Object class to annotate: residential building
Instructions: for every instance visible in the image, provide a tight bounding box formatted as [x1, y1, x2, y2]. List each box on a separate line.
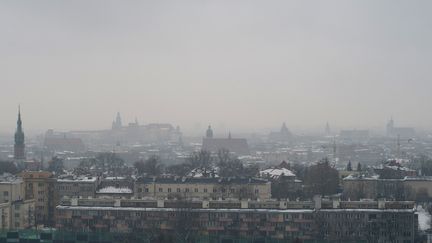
[343, 175, 432, 201]
[0, 174, 24, 203]
[56, 175, 100, 199]
[134, 177, 271, 200]
[0, 174, 35, 230]
[20, 171, 56, 226]
[55, 197, 418, 242]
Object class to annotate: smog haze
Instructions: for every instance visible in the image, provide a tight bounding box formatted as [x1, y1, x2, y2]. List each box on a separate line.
[1, 0, 431, 134]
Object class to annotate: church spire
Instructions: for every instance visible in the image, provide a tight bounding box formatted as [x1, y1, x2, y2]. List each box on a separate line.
[14, 105, 25, 160]
[206, 125, 213, 138]
[17, 105, 22, 131]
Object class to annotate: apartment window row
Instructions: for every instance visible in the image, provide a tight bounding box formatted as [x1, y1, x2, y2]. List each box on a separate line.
[139, 187, 257, 194]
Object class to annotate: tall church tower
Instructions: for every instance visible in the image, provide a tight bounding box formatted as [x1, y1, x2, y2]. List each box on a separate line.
[14, 106, 25, 160]
[112, 112, 123, 130]
[206, 125, 213, 138]
[386, 117, 394, 137]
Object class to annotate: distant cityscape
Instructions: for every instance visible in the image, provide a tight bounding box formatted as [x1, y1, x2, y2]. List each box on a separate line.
[0, 107, 431, 242]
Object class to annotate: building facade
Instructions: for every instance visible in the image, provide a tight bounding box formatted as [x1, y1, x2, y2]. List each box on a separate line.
[0, 175, 35, 230]
[55, 197, 418, 242]
[20, 171, 56, 226]
[134, 177, 271, 200]
[56, 176, 100, 199]
[343, 175, 432, 201]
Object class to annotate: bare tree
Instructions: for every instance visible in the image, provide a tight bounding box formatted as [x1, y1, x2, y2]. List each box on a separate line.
[134, 155, 163, 176]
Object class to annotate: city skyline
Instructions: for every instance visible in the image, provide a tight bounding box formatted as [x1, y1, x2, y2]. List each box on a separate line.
[1, 1, 432, 132]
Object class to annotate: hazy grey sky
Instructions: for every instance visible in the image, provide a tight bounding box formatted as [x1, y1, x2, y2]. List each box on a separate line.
[1, 0, 431, 134]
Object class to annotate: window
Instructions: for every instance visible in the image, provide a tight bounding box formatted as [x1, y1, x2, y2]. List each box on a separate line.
[38, 183, 44, 187]
[168, 188, 172, 193]
[230, 189, 235, 193]
[213, 188, 217, 193]
[255, 189, 259, 194]
[185, 188, 189, 193]
[177, 188, 181, 193]
[204, 188, 208, 193]
[138, 188, 142, 193]
[3, 191, 8, 197]
[194, 188, 198, 193]
[145, 188, 149, 193]
[158, 188, 163, 192]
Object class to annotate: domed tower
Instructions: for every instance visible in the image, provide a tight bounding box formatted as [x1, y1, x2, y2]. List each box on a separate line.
[206, 125, 213, 138]
[14, 106, 25, 160]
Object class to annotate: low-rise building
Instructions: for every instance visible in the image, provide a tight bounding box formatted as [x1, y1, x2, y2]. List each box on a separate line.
[343, 175, 432, 201]
[134, 177, 271, 200]
[56, 175, 100, 199]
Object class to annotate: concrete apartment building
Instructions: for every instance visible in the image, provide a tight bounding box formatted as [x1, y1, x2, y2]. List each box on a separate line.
[134, 177, 271, 200]
[0, 174, 35, 230]
[20, 171, 56, 226]
[55, 197, 418, 242]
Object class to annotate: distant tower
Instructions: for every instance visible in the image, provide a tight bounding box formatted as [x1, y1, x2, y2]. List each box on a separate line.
[112, 112, 122, 130]
[332, 137, 337, 164]
[14, 106, 25, 160]
[206, 125, 213, 138]
[325, 122, 331, 136]
[280, 122, 289, 135]
[386, 117, 394, 137]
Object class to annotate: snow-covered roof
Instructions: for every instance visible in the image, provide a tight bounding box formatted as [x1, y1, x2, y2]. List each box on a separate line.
[97, 186, 132, 194]
[0, 173, 22, 184]
[187, 167, 219, 178]
[57, 176, 98, 183]
[104, 176, 126, 180]
[417, 205, 431, 231]
[259, 168, 295, 179]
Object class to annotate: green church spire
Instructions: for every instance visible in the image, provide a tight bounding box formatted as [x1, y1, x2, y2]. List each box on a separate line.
[14, 105, 25, 160]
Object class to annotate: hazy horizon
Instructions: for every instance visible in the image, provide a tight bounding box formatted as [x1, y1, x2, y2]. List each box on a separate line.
[1, 1, 431, 134]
